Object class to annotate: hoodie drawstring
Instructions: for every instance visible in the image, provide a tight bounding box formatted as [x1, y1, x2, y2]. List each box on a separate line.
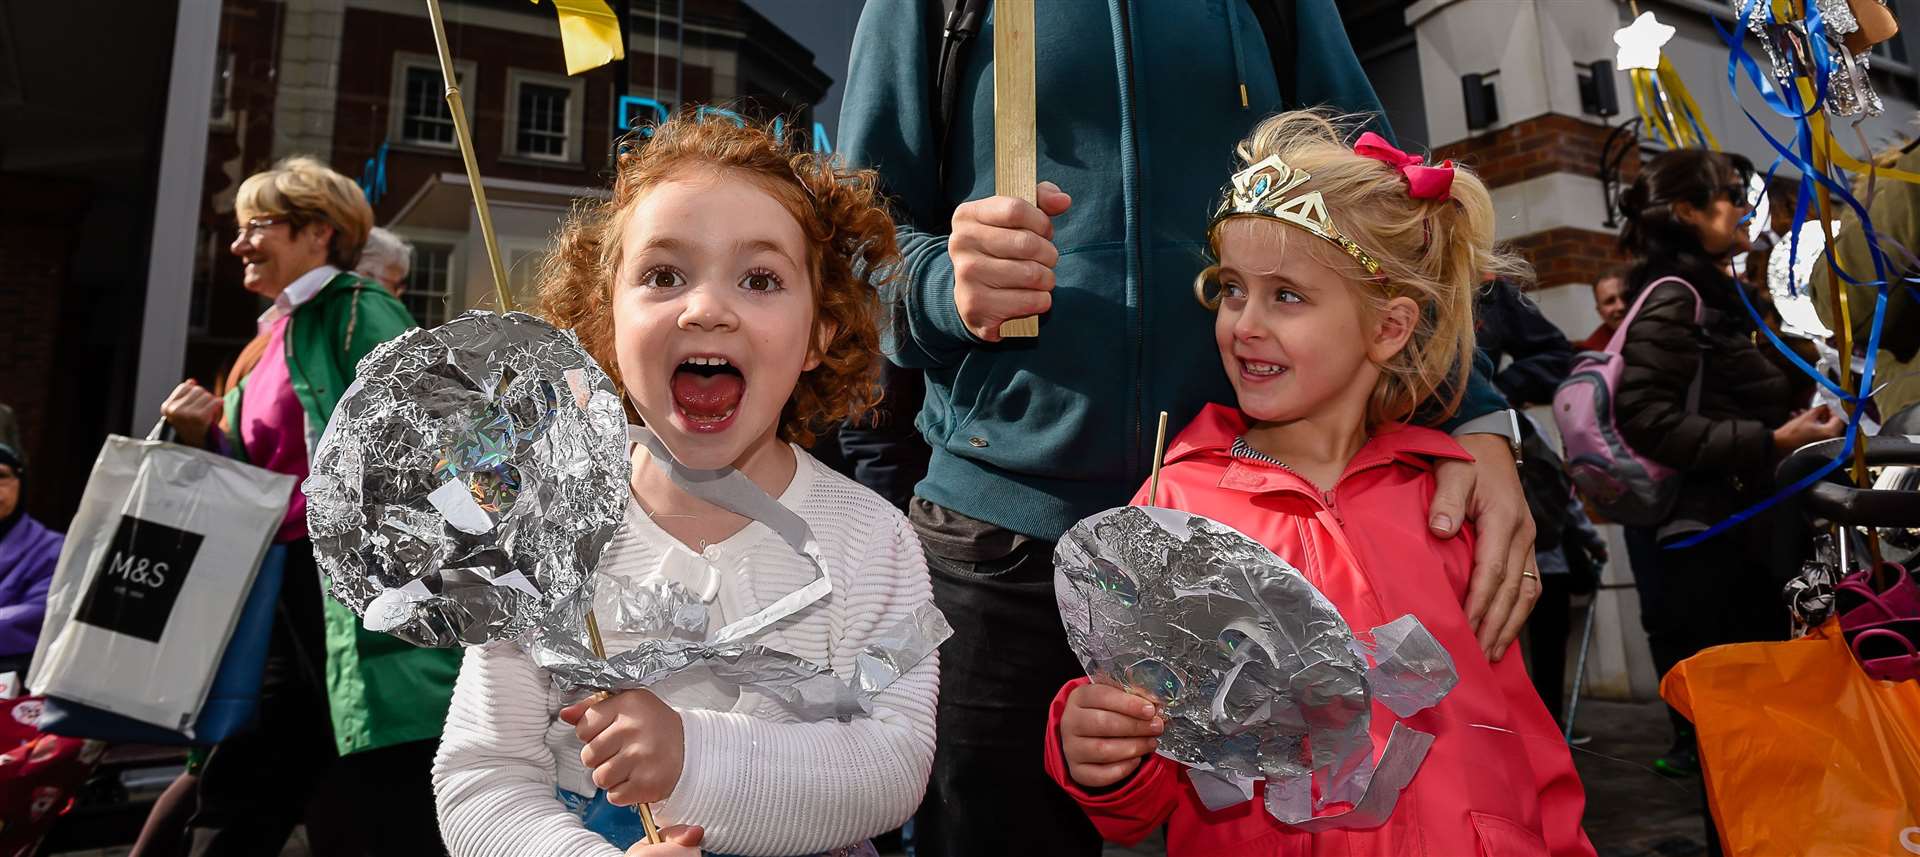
[1225, 0, 1249, 109]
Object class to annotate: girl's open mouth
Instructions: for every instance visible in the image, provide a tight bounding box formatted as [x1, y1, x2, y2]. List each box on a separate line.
[670, 355, 745, 433]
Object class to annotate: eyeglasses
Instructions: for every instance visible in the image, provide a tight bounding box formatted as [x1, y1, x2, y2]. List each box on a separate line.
[235, 215, 291, 242]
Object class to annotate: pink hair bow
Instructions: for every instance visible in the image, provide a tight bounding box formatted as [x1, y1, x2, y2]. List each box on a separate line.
[1353, 132, 1454, 200]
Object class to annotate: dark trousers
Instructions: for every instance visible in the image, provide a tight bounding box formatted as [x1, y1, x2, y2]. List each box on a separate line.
[1624, 525, 1689, 741]
[1633, 526, 1787, 713]
[165, 538, 444, 857]
[1525, 572, 1573, 726]
[909, 504, 1103, 857]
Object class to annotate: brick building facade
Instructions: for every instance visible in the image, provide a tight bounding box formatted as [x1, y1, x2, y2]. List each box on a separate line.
[1433, 115, 1638, 289]
[184, 0, 830, 389]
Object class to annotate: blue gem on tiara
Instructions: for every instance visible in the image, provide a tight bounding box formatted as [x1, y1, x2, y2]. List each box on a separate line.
[1252, 175, 1271, 195]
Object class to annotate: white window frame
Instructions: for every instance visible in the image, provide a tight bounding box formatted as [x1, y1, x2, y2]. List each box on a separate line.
[504, 68, 585, 165]
[502, 237, 551, 304]
[401, 239, 460, 327]
[390, 51, 476, 152]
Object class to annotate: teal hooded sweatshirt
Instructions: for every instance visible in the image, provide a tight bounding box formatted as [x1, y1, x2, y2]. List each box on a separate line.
[840, 0, 1506, 542]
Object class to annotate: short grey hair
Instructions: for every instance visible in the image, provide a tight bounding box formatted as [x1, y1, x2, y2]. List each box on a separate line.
[358, 226, 414, 279]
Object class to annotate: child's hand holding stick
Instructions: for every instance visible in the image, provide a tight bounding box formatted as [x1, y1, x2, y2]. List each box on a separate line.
[1058, 682, 1166, 789]
[559, 689, 686, 811]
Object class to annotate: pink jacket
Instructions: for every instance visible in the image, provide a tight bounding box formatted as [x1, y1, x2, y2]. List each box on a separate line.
[1044, 405, 1595, 857]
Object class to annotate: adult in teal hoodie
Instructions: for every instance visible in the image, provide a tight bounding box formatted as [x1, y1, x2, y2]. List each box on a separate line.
[840, 3, 1536, 854]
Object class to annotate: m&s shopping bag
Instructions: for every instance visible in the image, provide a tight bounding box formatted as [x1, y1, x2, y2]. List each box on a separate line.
[27, 429, 292, 736]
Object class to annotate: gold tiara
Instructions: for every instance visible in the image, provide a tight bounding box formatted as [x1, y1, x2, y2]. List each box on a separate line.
[1207, 154, 1382, 276]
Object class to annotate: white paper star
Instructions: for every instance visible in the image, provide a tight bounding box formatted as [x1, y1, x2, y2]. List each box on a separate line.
[1615, 11, 1676, 71]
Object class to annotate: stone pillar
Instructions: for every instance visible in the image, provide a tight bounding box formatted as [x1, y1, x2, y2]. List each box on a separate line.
[1408, 0, 1659, 704]
[272, 0, 347, 161]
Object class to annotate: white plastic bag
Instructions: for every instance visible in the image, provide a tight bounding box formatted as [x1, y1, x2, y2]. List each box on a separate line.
[28, 428, 292, 733]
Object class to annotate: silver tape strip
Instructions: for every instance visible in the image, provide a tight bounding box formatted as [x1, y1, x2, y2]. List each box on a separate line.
[626, 425, 832, 645]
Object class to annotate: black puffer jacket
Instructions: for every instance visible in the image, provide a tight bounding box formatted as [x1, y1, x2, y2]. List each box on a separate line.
[1616, 259, 1796, 541]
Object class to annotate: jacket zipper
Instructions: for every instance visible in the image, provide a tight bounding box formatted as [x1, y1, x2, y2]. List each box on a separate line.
[1232, 442, 1401, 526]
[1234, 442, 1344, 524]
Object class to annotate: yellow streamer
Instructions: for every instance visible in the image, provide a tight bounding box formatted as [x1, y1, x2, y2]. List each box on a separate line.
[1658, 57, 1719, 150]
[1630, 60, 1718, 150]
[1631, 68, 1678, 149]
[529, 0, 625, 76]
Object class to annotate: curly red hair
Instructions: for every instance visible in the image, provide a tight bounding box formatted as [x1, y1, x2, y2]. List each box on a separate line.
[538, 113, 899, 447]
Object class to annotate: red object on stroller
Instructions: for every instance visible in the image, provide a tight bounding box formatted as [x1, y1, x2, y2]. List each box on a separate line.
[0, 695, 104, 856]
[1836, 563, 1920, 681]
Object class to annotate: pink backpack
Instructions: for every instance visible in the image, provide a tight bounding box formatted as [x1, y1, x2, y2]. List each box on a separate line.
[1552, 276, 1703, 527]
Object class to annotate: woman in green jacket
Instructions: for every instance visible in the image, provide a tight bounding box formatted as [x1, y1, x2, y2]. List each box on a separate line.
[151, 156, 456, 857]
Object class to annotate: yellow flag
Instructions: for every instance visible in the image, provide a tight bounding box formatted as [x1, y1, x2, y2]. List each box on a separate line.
[532, 0, 625, 75]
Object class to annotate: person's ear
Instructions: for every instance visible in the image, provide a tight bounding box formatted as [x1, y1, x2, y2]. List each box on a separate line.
[305, 221, 336, 256]
[1368, 296, 1419, 363]
[1671, 199, 1704, 231]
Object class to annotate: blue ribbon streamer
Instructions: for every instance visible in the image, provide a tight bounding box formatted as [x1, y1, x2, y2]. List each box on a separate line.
[359, 141, 390, 207]
[1664, 0, 1894, 549]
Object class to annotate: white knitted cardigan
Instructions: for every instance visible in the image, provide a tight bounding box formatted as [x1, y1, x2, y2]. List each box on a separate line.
[433, 449, 939, 856]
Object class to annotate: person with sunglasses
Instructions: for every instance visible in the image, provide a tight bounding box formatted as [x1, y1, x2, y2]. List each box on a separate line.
[1612, 148, 1842, 848]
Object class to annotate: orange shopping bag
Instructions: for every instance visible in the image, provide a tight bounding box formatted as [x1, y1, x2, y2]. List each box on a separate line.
[1661, 622, 1920, 856]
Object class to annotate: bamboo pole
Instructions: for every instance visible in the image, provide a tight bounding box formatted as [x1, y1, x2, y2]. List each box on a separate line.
[1792, 0, 1883, 577]
[585, 612, 663, 844]
[422, 0, 660, 842]
[424, 0, 511, 312]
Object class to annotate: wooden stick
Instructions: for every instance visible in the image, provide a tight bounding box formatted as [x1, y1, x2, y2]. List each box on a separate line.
[994, 0, 1040, 339]
[425, 0, 658, 841]
[584, 612, 664, 845]
[424, 0, 512, 312]
[1149, 411, 1170, 507]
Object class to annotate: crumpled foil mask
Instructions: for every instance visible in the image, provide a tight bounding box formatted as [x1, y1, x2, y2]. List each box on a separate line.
[1053, 505, 1458, 829]
[525, 424, 952, 721]
[306, 311, 630, 648]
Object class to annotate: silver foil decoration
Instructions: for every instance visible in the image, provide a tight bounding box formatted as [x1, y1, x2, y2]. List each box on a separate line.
[625, 425, 833, 646]
[525, 424, 948, 721]
[1054, 505, 1458, 829]
[306, 310, 630, 647]
[303, 309, 948, 723]
[1737, 0, 1886, 117]
[532, 572, 951, 722]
